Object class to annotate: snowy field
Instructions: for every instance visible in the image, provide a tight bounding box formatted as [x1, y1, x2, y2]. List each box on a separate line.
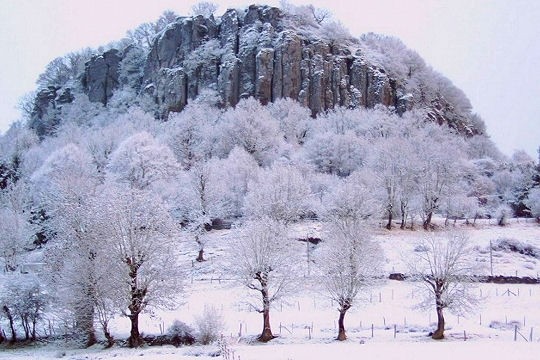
[1, 219, 540, 359]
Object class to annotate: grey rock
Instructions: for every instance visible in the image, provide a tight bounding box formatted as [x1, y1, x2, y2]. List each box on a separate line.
[29, 86, 74, 138]
[138, 5, 403, 117]
[82, 49, 122, 105]
[255, 48, 274, 105]
[154, 67, 188, 114]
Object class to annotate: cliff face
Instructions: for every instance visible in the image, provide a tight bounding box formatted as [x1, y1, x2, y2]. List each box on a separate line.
[141, 5, 404, 116]
[30, 4, 477, 137]
[82, 49, 123, 106]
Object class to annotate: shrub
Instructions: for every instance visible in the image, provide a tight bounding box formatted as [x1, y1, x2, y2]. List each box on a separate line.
[194, 306, 225, 345]
[493, 238, 540, 259]
[167, 320, 196, 347]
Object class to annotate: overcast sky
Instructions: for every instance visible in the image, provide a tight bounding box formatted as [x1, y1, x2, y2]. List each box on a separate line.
[0, 0, 538, 158]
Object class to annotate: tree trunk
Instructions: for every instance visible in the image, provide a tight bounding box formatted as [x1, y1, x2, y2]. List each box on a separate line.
[76, 303, 97, 347]
[423, 211, 433, 230]
[432, 306, 445, 340]
[337, 309, 348, 341]
[127, 260, 145, 347]
[128, 312, 143, 347]
[22, 315, 30, 340]
[386, 209, 393, 230]
[258, 306, 274, 342]
[31, 318, 37, 341]
[103, 322, 115, 348]
[196, 248, 205, 262]
[195, 235, 205, 262]
[258, 284, 274, 342]
[400, 201, 407, 229]
[3, 305, 16, 343]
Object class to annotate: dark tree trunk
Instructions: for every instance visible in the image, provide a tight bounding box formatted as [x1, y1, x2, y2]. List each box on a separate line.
[423, 211, 433, 230]
[337, 309, 348, 341]
[128, 312, 143, 348]
[258, 282, 274, 342]
[386, 209, 393, 230]
[258, 306, 274, 342]
[432, 305, 445, 340]
[126, 259, 146, 348]
[76, 304, 97, 347]
[103, 323, 115, 348]
[3, 305, 16, 343]
[22, 315, 30, 340]
[400, 201, 407, 229]
[196, 248, 205, 262]
[31, 318, 37, 341]
[195, 235, 205, 262]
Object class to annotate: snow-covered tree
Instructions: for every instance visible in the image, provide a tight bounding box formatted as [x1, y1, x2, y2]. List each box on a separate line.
[181, 161, 228, 262]
[191, 1, 218, 17]
[412, 124, 466, 229]
[369, 136, 414, 229]
[0, 207, 33, 272]
[304, 131, 367, 177]
[244, 164, 311, 224]
[267, 98, 312, 146]
[107, 131, 178, 190]
[220, 98, 284, 166]
[323, 170, 380, 223]
[525, 188, 540, 219]
[31, 144, 102, 346]
[211, 147, 260, 218]
[230, 219, 294, 342]
[408, 232, 479, 340]
[0, 122, 38, 188]
[1, 275, 48, 341]
[164, 104, 220, 170]
[126, 10, 177, 49]
[97, 185, 182, 347]
[317, 221, 382, 340]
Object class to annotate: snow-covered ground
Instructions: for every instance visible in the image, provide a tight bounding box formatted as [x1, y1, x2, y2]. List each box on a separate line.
[1, 219, 540, 359]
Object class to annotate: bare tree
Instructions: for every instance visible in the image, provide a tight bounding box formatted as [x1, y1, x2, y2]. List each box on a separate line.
[317, 220, 382, 340]
[408, 231, 479, 339]
[127, 10, 178, 48]
[231, 219, 294, 342]
[191, 1, 218, 17]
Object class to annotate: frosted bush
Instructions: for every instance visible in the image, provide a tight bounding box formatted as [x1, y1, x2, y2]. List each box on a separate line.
[194, 306, 226, 345]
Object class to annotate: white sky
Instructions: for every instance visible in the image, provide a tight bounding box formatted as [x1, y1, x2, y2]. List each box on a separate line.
[0, 0, 538, 158]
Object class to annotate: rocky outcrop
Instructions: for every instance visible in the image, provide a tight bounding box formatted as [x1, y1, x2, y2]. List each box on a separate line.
[29, 86, 74, 138]
[82, 49, 122, 105]
[141, 5, 402, 117]
[32, 4, 477, 135]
